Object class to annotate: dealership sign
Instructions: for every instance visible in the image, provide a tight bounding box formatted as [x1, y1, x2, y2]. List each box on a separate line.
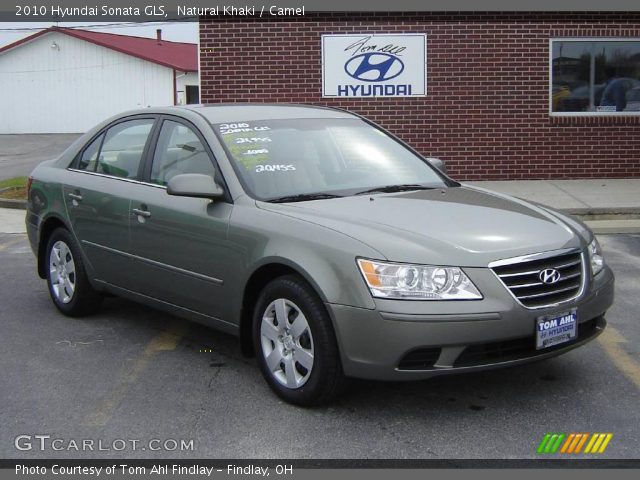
[322, 34, 426, 97]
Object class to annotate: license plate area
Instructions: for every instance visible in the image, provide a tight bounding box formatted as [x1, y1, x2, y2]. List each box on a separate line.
[536, 309, 578, 350]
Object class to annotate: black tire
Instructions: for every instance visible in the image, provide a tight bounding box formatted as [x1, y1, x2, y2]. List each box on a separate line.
[45, 228, 102, 316]
[252, 274, 347, 406]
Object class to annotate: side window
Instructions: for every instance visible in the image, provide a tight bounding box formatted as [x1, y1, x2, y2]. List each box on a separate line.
[97, 119, 154, 179]
[76, 133, 104, 172]
[150, 120, 216, 186]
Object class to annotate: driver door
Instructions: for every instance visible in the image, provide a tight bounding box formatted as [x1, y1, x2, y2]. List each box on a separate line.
[127, 117, 234, 322]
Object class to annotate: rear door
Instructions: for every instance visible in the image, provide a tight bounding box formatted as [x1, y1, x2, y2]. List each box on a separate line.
[63, 116, 156, 287]
[127, 116, 234, 321]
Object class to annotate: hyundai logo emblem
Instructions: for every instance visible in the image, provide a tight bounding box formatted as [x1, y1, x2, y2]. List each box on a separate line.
[539, 268, 561, 285]
[344, 53, 405, 82]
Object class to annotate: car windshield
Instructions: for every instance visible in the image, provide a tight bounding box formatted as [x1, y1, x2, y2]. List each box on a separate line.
[212, 118, 449, 201]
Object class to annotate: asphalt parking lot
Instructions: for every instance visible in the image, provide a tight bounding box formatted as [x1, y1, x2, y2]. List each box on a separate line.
[0, 134, 80, 180]
[0, 232, 639, 460]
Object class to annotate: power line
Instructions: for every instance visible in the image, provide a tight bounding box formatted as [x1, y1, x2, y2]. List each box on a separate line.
[0, 19, 198, 32]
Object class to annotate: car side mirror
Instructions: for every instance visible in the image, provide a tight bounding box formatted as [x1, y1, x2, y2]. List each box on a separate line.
[166, 173, 224, 200]
[426, 157, 447, 175]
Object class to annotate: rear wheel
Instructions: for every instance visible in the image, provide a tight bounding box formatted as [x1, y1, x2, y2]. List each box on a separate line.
[253, 275, 346, 406]
[45, 228, 102, 316]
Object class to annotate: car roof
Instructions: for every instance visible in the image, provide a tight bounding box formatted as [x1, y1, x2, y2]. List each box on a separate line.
[179, 103, 357, 123]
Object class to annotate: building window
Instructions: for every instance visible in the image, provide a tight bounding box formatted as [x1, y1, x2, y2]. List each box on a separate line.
[550, 39, 640, 115]
[186, 85, 200, 104]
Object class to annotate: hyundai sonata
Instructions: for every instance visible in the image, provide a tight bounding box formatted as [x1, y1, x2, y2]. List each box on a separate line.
[26, 104, 614, 405]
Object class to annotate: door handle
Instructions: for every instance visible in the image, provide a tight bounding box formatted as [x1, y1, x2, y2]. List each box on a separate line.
[68, 192, 83, 201]
[132, 208, 151, 218]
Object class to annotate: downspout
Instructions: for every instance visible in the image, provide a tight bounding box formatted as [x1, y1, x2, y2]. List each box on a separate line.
[197, 20, 202, 104]
[173, 68, 177, 105]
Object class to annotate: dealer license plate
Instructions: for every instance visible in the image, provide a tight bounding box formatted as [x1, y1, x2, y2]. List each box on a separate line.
[536, 309, 577, 350]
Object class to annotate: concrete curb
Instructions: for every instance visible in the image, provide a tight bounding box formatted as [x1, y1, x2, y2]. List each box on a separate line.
[0, 186, 27, 210]
[562, 207, 640, 215]
[584, 219, 640, 235]
[561, 207, 640, 220]
[0, 198, 26, 210]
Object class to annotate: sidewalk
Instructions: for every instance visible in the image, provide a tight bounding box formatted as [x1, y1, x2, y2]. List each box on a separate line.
[466, 179, 640, 234]
[466, 179, 640, 216]
[0, 179, 639, 234]
[0, 207, 26, 234]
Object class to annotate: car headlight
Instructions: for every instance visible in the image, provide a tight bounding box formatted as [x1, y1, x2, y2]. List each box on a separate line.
[357, 258, 482, 300]
[588, 238, 605, 276]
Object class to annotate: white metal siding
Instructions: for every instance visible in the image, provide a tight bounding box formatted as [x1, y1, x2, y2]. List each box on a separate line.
[0, 32, 175, 133]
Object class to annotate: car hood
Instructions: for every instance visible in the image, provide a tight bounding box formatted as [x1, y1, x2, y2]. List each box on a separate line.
[257, 186, 585, 267]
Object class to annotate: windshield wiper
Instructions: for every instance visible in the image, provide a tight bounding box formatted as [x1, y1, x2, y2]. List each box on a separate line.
[268, 193, 343, 203]
[354, 184, 436, 196]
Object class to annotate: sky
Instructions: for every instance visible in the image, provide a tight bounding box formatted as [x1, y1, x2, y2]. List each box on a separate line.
[0, 21, 199, 48]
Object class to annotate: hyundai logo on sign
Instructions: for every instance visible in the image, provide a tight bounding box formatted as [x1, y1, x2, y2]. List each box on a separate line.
[322, 34, 426, 98]
[344, 53, 405, 82]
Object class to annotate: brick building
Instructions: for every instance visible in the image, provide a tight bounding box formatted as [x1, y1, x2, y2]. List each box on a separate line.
[199, 12, 640, 180]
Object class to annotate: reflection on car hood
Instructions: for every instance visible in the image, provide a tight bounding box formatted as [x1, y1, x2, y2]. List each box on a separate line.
[258, 186, 583, 267]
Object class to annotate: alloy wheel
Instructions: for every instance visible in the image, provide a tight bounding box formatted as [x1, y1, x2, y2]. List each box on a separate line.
[49, 240, 76, 304]
[260, 298, 315, 389]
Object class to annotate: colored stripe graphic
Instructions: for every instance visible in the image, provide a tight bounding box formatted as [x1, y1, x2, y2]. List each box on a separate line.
[537, 434, 552, 454]
[544, 434, 558, 453]
[584, 434, 599, 453]
[585, 433, 614, 454]
[538, 433, 613, 454]
[536, 433, 551, 453]
[590, 434, 606, 453]
[537, 433, 565, 454]
[550, 434, 565, 453]
[598, 433, 613, 453]
[574, 433, 589, 453]
[560, 433, 575, 453]
[563, 433, 588, 454]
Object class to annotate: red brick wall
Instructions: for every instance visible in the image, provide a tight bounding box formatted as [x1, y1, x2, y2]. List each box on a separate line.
[199, 13, 640, 180]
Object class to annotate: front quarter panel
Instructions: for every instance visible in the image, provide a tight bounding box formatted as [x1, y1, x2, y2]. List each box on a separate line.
[227, 199, 380, 316]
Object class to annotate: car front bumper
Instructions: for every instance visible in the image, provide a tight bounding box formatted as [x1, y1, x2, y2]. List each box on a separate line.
[328, 265, 614, 381]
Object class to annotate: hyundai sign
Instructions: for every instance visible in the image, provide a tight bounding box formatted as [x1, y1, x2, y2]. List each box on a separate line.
[322, 34, 426, 97]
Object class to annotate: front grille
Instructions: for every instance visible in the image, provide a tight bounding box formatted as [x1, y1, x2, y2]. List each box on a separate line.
[454, 317, 602, 367]
[491, 250, 584, 308]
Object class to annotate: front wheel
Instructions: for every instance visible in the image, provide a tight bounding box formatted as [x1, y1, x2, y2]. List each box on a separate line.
[253, 275, 346, 406]
[45, 228, 102, 316]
